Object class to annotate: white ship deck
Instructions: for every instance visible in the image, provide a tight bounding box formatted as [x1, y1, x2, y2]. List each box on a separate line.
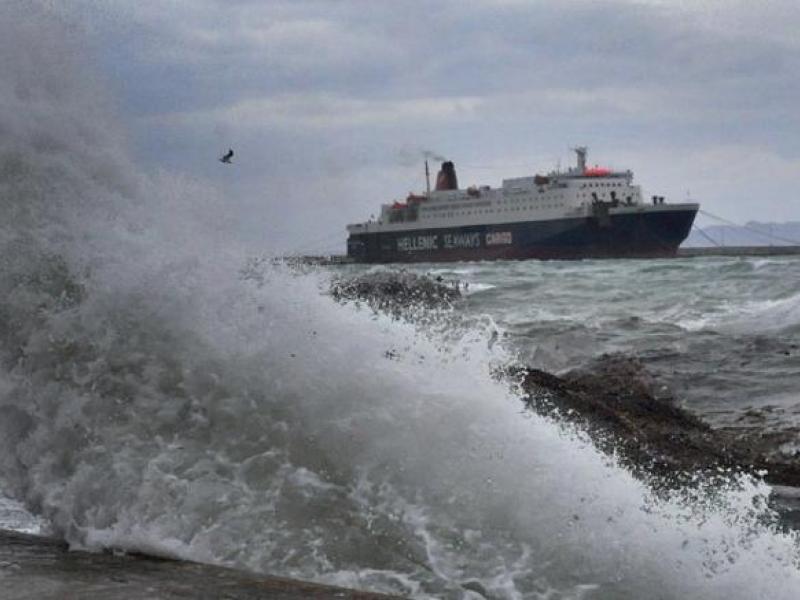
[347, 147, 691, 235]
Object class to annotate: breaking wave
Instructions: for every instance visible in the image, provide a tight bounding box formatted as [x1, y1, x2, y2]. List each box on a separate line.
[1, 5, 799, 599]
[670, 292, 800, 334]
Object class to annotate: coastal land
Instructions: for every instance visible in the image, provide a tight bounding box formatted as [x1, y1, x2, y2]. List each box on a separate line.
[333, 271, 800, 520]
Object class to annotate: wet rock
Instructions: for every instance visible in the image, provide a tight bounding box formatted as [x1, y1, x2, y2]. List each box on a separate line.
[330, 271, 461, 317]
[516, 354, 800, 489]
[333, 280, 800, 496]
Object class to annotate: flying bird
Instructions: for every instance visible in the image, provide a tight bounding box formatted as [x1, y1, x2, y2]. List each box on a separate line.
[219, 148, 234, 164]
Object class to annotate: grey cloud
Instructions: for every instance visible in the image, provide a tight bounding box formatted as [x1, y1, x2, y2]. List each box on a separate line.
[48, 0, 800, 250]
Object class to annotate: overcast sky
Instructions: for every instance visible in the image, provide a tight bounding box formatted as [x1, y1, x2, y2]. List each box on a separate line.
[52, 0, 800, 253]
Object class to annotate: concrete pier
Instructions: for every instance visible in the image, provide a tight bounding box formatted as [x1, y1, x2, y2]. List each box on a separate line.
[0, 529, 401, 600]
[677, 245, 800, 258]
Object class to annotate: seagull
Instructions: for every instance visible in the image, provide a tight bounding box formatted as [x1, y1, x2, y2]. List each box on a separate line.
[219, 148, 234, 164]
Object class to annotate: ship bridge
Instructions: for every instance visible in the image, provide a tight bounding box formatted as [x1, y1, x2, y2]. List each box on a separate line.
[552, 147, 633, 181]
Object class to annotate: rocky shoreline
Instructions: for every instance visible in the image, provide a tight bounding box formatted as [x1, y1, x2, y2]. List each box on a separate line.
[333, 270, 800, 508]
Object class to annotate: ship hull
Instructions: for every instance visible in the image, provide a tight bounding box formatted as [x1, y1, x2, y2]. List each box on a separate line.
[347, 207, 698, 263]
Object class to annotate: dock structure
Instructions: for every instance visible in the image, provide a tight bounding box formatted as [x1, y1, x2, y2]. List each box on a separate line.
[0, 529, 401, 600]
[288, 246, 800, 265]
[677, 245, 800, 258]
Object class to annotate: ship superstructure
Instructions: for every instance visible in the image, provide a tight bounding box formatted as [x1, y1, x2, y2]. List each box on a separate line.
[346, 147, 698, 262]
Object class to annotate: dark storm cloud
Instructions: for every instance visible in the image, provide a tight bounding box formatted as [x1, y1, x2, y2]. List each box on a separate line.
[57, 0, 800, 248]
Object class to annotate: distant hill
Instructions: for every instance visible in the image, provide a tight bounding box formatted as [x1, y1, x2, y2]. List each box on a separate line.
[683, 221, 800, 247]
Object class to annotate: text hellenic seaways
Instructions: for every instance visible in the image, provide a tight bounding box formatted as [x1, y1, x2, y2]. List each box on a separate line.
[396, 231, 513, 252]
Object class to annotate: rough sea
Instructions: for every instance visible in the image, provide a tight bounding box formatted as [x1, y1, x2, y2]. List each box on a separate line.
[2, 4, 800, 599]
[415, 257, 800, 432]
[4, 252, 800, 600]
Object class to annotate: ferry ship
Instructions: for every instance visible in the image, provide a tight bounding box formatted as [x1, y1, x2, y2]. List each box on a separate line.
[346, 147, 698, 262]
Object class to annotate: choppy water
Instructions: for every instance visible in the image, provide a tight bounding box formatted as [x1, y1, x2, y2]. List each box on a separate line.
[2, 5, 800, 599]
[378, 257, 800, 431]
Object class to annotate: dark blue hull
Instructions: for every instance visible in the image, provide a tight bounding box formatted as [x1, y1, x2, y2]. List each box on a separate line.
[347, 207, 698, 263]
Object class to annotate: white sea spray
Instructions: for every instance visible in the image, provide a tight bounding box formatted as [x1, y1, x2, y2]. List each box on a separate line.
[0, 4, 799, 599]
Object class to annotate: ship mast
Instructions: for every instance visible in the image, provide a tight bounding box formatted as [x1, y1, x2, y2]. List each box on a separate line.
[425, 160, 431, 197]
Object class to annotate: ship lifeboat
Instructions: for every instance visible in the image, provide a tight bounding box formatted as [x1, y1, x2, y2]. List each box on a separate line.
[583, 167, 612, 177]
[392, 201, 407, 209]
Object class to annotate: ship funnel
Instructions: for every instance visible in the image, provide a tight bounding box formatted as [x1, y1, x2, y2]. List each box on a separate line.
[435, 161, 459, 191]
